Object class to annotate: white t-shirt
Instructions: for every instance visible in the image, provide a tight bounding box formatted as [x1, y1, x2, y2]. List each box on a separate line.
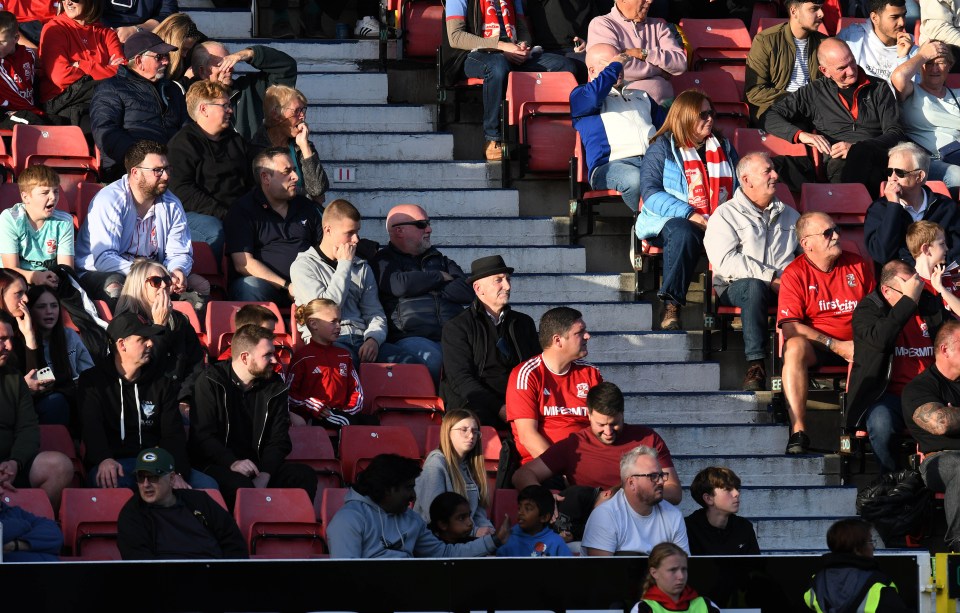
[787, 38, 810, 93]
[581, 489, 689, 554]
[901, 84, 960, 153]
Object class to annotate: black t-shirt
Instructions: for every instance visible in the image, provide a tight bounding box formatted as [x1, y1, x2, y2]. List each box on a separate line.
[150, 501, 225, 559]
[901, 363, 960, 454]
[684, 508, 760, 555]
[226, 368, 260, 463]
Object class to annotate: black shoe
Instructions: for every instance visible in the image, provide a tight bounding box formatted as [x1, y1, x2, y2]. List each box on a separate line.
[786, 430, 810, 454]
[742, 360, 766, 392]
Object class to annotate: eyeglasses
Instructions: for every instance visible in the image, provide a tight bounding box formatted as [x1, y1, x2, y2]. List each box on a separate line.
[146, 275, 173, 289]
[136, 166, 171, 177]
[451, 427, 481, 436]
[285, 106, 307, 117]
[391, 219, 431, 229]
[801, 226, 840, 241]
[142, 52, 170, 62]
[699, 109, 716, 120]
[887, 167, 921, 178]
[136, 472, 164, 484]
[630, 472, 668, 483]
[205, 102, 233, 112]
[883, 285, 903, 295]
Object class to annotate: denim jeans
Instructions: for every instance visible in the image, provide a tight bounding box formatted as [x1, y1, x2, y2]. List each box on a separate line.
[394, 336, 442, 386]
[333, 331, 421, 368]
[864, 392, 907, 473]
[186, 212, 225, 261]
[718, 278, 774, 362]
[35, 392, 71, 426]
[928, 159, 960, 191]
[591, 157, 644, 209]
[86, 457, 219, 490]
[229, 276, 290, 305]
[463, 50, 579, 141]
[921, 449, 960, 546]
[648, 217, 704, 306]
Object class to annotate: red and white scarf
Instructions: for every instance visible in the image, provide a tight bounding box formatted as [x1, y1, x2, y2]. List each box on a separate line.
[481, 0, 517, 41]
[679, 134, 734, 218]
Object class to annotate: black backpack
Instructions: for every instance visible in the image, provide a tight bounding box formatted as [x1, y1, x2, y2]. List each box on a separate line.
[856, 469, 932, 545]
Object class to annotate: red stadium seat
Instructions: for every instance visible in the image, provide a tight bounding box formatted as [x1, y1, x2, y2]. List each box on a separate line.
[0, 134, 13, 180]
[679, 19, 751, 71]
[836, 16, 866, 32]
[39, 424, 83, 486]
[714, 64, 746, 101]
[734, 128, 809, 157]
[946, 74, 960, 89]
[287, 426, 343, 517]
[233, 488, 323, 557]
[204, 300, 285, 358]
[569, 132, 627, 244]
[75, 181, 102, 229]
[200, 489, 228, 510]
[360, 362, 444, 455]
[491, 488, 518, 524]
[172, 301, 207, 349]
[2, 488, 55, 520]
[821, 0, 842, 35]
[0, 182, 19, 211]
[192, 241, 227, 300]
[93, 299, 113, 321]
[12, 124, 98, 180]
[670, 71, 748, 139]
[749, 0, 781, 37]
[319, 487, 348, 543]
[799, 183, 873, 262]
[755, 17, 828, 35]
[775, 183, 797, 209]
[396, 0, 443, 61]
[423, 424, 502, 475]
[59, 487, 133, 559]
[339, 425, 420, 484]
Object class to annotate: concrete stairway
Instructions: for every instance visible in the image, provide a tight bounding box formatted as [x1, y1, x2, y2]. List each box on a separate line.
[186, 9, 856, 552]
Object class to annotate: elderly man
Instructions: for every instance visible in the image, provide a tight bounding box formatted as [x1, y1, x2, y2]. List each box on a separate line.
[585, 0, 686, 103]
[765, 38, 904, 197]
[837, 0, 917, 80]
[571, 43, 666, 210]
[865, 142, 960, 266]
[704, 152, 801, 392]
[778, 211, 875, 453]
[224, 148, 322, 305]
[167, 80, 253, 261]
[581, 445, 688, 556]
[512, 381, 681, 503]
[91, 31, 187, 182]
[506, 306, 603, 464]
[371, 205, 473, 384]
[439, 255, 540, 428]
[745, 0, 826, 126]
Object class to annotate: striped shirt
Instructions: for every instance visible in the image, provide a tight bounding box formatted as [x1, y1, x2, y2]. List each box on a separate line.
[787, 37, 810, 93]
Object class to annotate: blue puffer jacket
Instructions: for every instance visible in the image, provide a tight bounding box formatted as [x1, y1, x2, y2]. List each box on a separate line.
[635, 133, 739, 240]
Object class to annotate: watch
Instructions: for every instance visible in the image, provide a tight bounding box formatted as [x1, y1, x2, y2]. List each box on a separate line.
[824, 338, 833, 351]
[638, 48, 648, 61]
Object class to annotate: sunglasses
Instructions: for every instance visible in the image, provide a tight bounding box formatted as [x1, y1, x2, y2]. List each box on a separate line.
[699, 109, 716, 120]
[391, 219, 431, 229]
[802, 226, 841, 241]
[136, 472, 164, 484]
[146, 275, 173, 289]
[887, 167, 920, 178]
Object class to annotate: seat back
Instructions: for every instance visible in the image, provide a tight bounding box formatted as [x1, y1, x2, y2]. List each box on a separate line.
[836, 16, 866, 31]
[338, 425, 421, 484]
[748, 0, 780, 36]
[75, 181, 103, 229]
[39, 423, 83, 486]
[491, 488, 519, 524]
[360, 362, 438, 411]
[204, 301, 285, 358]
[319, 487, 349, 542]
[401, 0, 444, 61]
[12, 124, 98, 176]
[287, 426, 344, 492]
[200, 489, 229, 510]
[679, 19, 751, 70]
[0, 182, 19, 211]
[733, 128, 809, 157]
[504, 72, 579, 175]
[233, 488, 322, 557]
[59, 488, 133, 559]
[172, 301, 206, 348]
[2, 488, 55, 520]
[798, 183, 872, 222]
[192, 241, 227, 300]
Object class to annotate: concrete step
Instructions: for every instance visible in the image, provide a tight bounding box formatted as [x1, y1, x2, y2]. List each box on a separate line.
[217, 38, 385, 63]
[190, 10, 253, 38]
[514, 302, 653, 332]
[677, 486, 857, 518]
[673, 455, 834, 487]
[324, 161, 499, 190]
[440, 246, 586, 275]
[508, 274, 630, 303]
[654, 424, 788, 456]
[625, 392, 771, 424]
[363, 217, 562, 246]
[313, 133, 453, 161]
[587, 332, 695, 362]
[311, 105, 434, 133]
[327, 189, 520, 218]
[299, 73, 388, 104]
[601, 362, 720, 393]
[755, 517, 838, 551]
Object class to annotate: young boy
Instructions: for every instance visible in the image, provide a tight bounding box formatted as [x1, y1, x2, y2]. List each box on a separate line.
[683, 466, 760, 555]
[217, 304, 280, 362]
[907, 220, 960, 313]
[496, 485, 572, 557]
[0, 164, 73, 287]
[0, 11, 48, 130]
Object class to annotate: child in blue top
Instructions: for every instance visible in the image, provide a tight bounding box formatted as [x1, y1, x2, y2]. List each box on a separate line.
[497, 485, 572, 557]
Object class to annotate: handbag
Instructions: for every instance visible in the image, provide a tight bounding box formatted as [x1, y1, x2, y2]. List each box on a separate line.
[940, 140, 960, 166]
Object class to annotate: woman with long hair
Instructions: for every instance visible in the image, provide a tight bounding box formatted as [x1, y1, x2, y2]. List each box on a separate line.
[153, 13, 206, 85]
[632, 542, 720, 613]
[414, 408, 494, 537]
[0, 269, 52, 395]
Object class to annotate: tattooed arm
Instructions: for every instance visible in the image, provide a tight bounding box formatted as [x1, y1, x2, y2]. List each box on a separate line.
[912, 402, 960, 436]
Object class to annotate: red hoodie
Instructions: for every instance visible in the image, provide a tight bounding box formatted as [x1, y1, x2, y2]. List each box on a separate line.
[37, 12, 123, 102]
[0, 0, 59, 22]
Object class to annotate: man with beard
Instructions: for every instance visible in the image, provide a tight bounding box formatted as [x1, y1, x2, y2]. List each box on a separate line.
[190, 324, 316, 510]
[836, 0, 917, 80]
[76, 140, 203, 306]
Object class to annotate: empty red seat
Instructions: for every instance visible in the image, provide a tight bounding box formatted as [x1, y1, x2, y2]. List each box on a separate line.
[491, 488, 519, 524]
[360, 362, 444, 454]
[233, 488, 323, 557]
[503, 71, 579, 177]
[2, 488, 55, 520]
[12, 124, 98, 180]
[734, 128, 809, 157]
[59, 487, 133, 559]
[287, 426, 343, 518]
[339, 425, 420, 484]
[679, 19, 751, 71]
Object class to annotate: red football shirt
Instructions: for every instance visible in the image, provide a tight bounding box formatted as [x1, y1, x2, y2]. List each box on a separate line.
[887, 309, 935, 396]
[0, 45, 39, 113]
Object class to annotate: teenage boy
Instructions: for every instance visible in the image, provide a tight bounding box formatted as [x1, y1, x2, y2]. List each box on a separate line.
[0, 11, 51, 129]
[909, 221, 960, 311]
[683, 467, 760, 555]
[497, 485, 572, 557]
[217, 304, 280, 363]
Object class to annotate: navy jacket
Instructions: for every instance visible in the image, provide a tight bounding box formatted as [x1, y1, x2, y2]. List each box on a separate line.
[102, 0, 178, 27]
[864, 186, 960, 266]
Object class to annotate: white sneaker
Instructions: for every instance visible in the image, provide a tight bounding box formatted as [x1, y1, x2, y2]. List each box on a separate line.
[354, 16, 380, 37]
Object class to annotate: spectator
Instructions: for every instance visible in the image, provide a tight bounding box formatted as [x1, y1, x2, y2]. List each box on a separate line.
[37, 0, 123, 126]
[865, 142, 960, 266]
[167, 79, 253, 260]
[153, 13, 205, 84]
[90, 31, 188, 182]
[0, 269, 55, 398]
[0, 11, 53, 128]
[76, 140, 203, 305]
[909, 220, 960, 302]
[371, 204, 473, 384]
[512, 381, 681, 503]
[496, 484, 572, 557]
[439, 0, 578, 161]
[0, 497, 63, 561]
[117, 447, 249, 560]
[440, 254, 540, 429]
[428, 491, 475, 544]
[847, 259, 944, 473]
[190, 324, 316, 510]
[290, 199, 415, 367]
[684, 466, 760, 555]
[225, 148, 322, 304]
[891, 42, 960, 194]
[79, 311, 214, 489]
[631, 542, 721, 613]
[571, 43, 666, 211]
[288, 299, 363, 429]
[327, 453, 510, 558]
[102, 0, 178, 42]
[836, 0, 917, 80]
[581, 445, 688, 555]
[803, 518, 911, 612]
[585, 0, 686, 104]
[250, 84, 328, 204]
[506, 306, 602, 465]
[0, 165, 74, 287]
[216, 304, 280, 365]
[764, 38, 904, 198]
[745, 0, 826, 127]
[189, 41, 296, 140]
[919, 0, 960, 46]
[637, 89, 738, 331]
[778, 211, 875, 454]
[0, 310, 74, 509]
[413, 409, 495, 537]
[704, 152, 801, 391]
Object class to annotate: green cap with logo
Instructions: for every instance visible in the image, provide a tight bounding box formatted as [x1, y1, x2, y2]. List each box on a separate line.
[135, 447, 175, 476]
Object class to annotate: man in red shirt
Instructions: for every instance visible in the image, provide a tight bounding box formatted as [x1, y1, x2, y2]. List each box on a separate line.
[778, 211, 875, 453]
[506, 306, 602, 464]
[511, 381, 681, 504]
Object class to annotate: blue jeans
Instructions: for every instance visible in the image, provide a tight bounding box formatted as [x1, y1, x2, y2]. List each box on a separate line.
[230, 276, 289, 304]
[718, 278, 774, 362]
[186, 212, 225, 262]
[394, 336, 442, 386]
[85, 457, 219, 490]
[333, 332, 421, 367]
[463, 50, 579, 141]
[35, 392, 71, 426]
[928, 159, 960, 191]
[648, 217, 704, 306]
[592, 157, 644, 209]
[864, 392, 906, 474]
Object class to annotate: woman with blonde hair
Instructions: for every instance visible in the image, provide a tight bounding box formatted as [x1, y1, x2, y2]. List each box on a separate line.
[250, 84, 329, 203]
[632, 542, 720, 613]
[414, 408, 495, 537]
[154, 13, 207, 84]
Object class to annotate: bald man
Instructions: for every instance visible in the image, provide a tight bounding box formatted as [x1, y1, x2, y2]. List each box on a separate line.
[370, 205, 474, 384]
[764, 37, 904, 198]
[570, 43, 666, 210]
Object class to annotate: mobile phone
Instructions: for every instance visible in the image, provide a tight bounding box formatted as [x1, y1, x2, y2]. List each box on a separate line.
[37, 367, 55, 382]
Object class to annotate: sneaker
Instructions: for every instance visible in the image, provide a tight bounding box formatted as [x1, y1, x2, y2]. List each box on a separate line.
[484, 140, 502, 162]
[742, 360, 766, 392]
[786, 430, 810, 454]
[660, 303, 681, 331]
[354, 16, 380, 38]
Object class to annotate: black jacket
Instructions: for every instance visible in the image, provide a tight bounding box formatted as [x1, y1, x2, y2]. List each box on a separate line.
[439, 300, 540, 421]
[805, 553, 912, 613]
[189, 361, 292, 475]
[846, 287, 951, 429]
[145, 310, 207, 404]
[371, 243, 473, 342]
[118, 489, 249, 560]
[684, 508, 760, 555]
[864, 187, 960, 266]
